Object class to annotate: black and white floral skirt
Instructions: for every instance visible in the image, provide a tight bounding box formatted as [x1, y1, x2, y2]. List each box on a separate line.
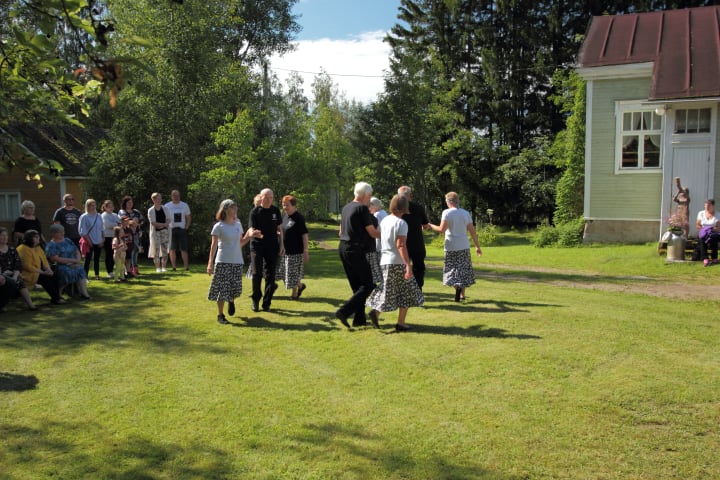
[277, 253, 304, 289]
[208, 263, 244, 302]
[367, 264, 424, 312]
[442, 249, 475, 288]
[366, 251, 382, 284]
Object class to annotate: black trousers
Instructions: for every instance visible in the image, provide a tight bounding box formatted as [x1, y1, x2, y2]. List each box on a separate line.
[408, 248, 426, 289]
[0, 276, 19, 310]
[36, 273, 62, 302]
[104, 237, 115, 274]
[84, 244, 102, 277]
[250, 245, 278, 306]
[338, 242, 375, 325]
[700, 234, 720, 260]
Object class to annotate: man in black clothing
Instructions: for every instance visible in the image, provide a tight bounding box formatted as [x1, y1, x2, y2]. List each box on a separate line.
[248, 188, 283, 312]
[398, 185, 430, 289]
[53, 193, 83, 248]
[336, 181, 380, 327]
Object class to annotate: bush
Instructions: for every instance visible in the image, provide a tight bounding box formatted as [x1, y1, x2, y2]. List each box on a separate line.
[532, 218, 584, 248]
[477, 223, 499, 246]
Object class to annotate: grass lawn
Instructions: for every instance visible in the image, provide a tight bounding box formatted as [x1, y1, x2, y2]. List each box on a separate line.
[1, 226, 718, 479]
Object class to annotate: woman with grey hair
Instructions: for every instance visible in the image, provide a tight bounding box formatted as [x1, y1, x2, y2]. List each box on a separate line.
[13, 200, 46, 246]
[366, 197, 387, 284]
[46, 224, 90, 299]
[429, 191, 482, 301]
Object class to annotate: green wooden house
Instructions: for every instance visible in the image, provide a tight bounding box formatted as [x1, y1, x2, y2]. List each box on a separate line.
[576, 5, 720, 243]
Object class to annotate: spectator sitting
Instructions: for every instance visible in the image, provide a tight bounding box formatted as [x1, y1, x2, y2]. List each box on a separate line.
[0, 227, 38, 310]
[45, 224, 90, 300]
[17, 230, 65, 305]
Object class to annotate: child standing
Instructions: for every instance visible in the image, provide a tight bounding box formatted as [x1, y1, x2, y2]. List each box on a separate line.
[112, 226, 127, 282]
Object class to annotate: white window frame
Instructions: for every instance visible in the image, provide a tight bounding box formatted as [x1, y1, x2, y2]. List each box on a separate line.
[0, 191, 21, 221]
[615, 101, 663, 174]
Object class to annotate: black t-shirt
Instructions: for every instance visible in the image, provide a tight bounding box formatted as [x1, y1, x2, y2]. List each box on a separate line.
[402, 200, 429, 253]
[249, 205, 282, 250]
[53, 207, 82, 239]
[14, 217, 43, 243]
[340, 201, 374, 246]
[154, 207, 166, 225]
[364, 214, 378, 253]
[281, 211, 308, 255]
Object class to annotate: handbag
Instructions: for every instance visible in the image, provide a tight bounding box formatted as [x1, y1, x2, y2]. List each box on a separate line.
[79, 237, 91, 256]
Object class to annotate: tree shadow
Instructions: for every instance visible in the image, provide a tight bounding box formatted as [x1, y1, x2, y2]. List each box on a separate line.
[1, 420, 233, 479]
[0, 372, 39, 392]
[289, 421, 524, 479]
[394, 323, 542, 339]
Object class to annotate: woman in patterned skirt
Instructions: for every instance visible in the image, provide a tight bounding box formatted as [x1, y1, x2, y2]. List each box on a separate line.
[207, 199, 259, 324]
[429, 191, 482, 301]
[278, 195, 309, 300]
[367, 195, 424, 332]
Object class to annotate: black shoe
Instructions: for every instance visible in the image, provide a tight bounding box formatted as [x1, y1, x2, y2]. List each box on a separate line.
[352, 320, 367, 327]
[454, 287, 461, 302]
[369, 309, 380, 328]
[296, 283, 306, 299]
[251, 301, 259, 312]
[217, 314, 229, 324]
[228, 301, 235, 316]
[335, 310, 350, 328]
[395, 323, 411, 332]
[262, 304, 271, 312]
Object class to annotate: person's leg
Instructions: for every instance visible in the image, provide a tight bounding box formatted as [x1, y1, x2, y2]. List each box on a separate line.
[409, 249, 426, 289]
[700, 238, 711, 265]
[250, 249, 263, 306]
[710, 236, 719, 261]
[261, 248, 278, 309]
[181, 250, 189, 269]
[104, 237, 114, 275]
[37, 274, 62, 303]
[19, 287, 36, 309]
[93, 245, 101, 277]
[84, 247, 92, 274]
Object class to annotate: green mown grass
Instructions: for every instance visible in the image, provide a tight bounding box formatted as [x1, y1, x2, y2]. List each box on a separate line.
[1, 227, 718, 479]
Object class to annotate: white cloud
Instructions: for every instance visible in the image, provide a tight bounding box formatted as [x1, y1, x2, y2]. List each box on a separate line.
[269, 31, 391, 104]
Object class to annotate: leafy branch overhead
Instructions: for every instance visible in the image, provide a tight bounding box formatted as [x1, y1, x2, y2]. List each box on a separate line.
[0, 0, 153, 177]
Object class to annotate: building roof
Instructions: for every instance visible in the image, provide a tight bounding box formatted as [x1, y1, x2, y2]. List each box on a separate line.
[3, 124, 106, 177]
[577, 6, 720, 100]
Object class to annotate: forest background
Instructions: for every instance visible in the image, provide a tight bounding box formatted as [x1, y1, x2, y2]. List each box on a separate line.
[2, 0, 716, 257]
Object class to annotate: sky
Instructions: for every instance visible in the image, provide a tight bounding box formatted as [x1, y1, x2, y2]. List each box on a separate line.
[269, 0, 403, 104]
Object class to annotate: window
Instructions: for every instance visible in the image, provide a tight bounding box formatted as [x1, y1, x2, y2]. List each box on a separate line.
[674, 108, 711, 134]
[0, 192, 21, 221]
[619, 109, 662, 169]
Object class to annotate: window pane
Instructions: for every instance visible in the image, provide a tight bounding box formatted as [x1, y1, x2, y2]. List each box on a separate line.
[652, 112, 662, 130]
[0, 196, 6, 220]
[622, 136, 639, 168]
[642, 111, 652, 130]
[623, 112, 632, 131]
[699, 108, 711, 133]
[643, 135, 661, 167]
[633, 112, 642, 130]
[675, 109, 687, 133]
[687, 109, 699, 132]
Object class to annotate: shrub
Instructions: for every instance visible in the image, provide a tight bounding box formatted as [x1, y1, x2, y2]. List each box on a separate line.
[532, 221, 560, 247]
[532, 218, 584, 248]
[477, 223, 499, 246]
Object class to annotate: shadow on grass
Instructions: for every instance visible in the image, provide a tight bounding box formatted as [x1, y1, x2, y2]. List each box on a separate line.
[0, 275, 231, 356]
[0, 421, 233, 479]
[291, 421, 525, 479]
[400, 323, 541, 339]
[0, 372, 39, 392]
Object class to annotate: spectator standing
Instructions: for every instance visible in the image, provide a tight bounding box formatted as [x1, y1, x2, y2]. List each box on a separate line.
[367, 197, 387, 285]
[248, 188, 283, 312]
[367, 195, 424, 331]
[429, 191, 482, 301]
[165, 190, 191, 271]
[278, 195, 309, 300]
[101, 199, 121, 278]
[79, 199, 104, 279]
[335, 182, 380, 328]
[118, 195, 144, 276]
[148, 193, 171, 272]
[13, 200, 46, 246]
[398, 186, 430, 289]
[53, 194, 83, 248]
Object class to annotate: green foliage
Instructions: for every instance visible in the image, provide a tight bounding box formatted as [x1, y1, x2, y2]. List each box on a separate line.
[532, 220, 560, 248]
[477, 223, 499, 247]
[532, 217, 584, 248]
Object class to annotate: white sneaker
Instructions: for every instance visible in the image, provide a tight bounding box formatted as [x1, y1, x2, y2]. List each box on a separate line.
[156, 268, 162, 273]
[107, 272, 114, 279]
[161, 268, 167, 272]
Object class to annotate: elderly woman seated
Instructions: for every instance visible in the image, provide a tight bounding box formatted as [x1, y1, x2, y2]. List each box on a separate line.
[45, 224, 90, 300]
[17, 230, 65, 305]
[0, 226, 37, 311]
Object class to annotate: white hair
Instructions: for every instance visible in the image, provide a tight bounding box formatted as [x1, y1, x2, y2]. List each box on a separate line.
[369, 197, 384, 209]
[354, 182, 373, 197]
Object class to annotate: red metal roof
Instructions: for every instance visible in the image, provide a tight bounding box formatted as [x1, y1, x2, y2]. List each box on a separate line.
[578, 6, 720, 100]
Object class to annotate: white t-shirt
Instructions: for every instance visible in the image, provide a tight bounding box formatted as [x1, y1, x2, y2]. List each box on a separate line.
[379, 214, 408, 265]
[165, 201, 191, 229]
[442, 207, 472, 252]
[374, 209, 388, 252]
[696, 210, 719, 228]
[211, 219, 244, 265]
